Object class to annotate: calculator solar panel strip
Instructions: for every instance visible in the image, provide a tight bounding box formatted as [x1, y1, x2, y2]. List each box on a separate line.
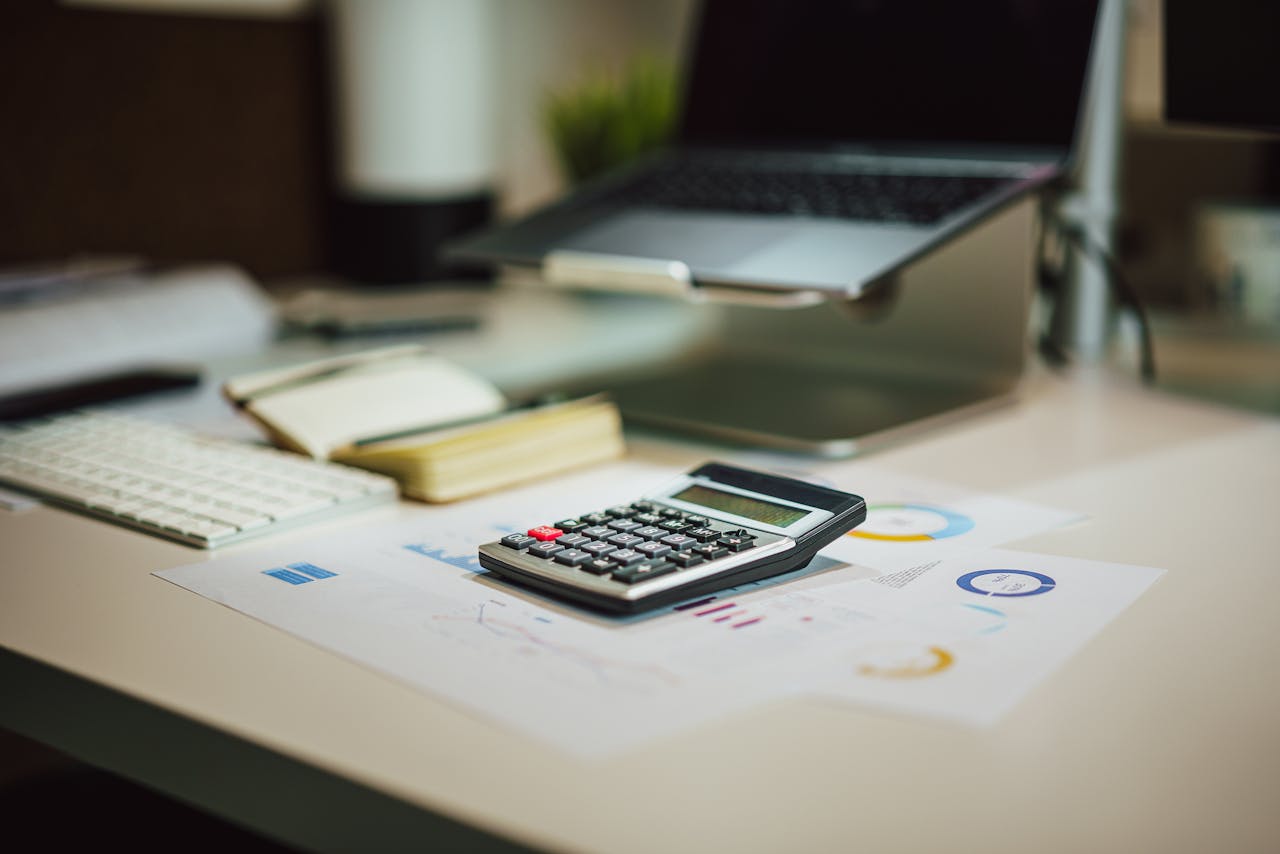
[478, 463, 866, 614]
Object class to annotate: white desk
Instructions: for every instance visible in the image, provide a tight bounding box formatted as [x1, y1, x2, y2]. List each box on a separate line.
[2, 342, 1279, 852]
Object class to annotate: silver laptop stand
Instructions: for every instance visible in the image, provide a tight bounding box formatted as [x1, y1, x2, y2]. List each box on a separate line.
[521, 198, 1038, 457]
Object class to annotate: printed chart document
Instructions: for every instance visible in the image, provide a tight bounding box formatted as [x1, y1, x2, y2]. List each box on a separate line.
[156, 460, 1158, 757]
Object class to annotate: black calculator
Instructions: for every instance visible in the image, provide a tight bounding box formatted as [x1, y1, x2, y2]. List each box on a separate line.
[477, 462, 866, 613]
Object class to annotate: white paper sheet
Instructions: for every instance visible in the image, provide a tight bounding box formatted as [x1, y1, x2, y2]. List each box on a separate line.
[156, 461, 1151, 757]
[798, 549, 1166, 724]
[807, 466, 1086, 572]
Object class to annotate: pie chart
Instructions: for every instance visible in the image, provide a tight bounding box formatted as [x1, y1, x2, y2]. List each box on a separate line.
[848, 503, 975, 542]
[956, 569, 1056, 597]
[857, 643, 955, 678]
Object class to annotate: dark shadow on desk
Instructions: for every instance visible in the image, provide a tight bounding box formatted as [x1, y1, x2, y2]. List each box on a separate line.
[0, 649, 535, 854]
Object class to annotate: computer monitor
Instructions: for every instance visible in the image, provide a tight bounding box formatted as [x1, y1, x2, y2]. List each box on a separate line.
[1164, 0, 1280, 133]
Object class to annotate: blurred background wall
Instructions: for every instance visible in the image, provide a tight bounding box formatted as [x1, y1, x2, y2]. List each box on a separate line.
[0, 0, 1275, 308]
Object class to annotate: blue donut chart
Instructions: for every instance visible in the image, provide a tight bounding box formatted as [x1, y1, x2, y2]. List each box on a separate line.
[956, 569, 1057, 597]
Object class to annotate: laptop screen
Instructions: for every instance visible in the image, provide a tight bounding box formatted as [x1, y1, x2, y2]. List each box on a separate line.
[679, 0, 1101, 153]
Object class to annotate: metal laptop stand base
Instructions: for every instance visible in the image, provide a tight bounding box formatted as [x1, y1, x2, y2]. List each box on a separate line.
[540, 199, 1038, 457]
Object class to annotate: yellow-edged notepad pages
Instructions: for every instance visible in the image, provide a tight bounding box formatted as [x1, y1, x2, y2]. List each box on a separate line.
[223, 345, 625, 502]
[331, 394, 624, 502]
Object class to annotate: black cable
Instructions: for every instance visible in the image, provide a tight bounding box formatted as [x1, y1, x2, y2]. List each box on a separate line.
[1043, 211, 1157, 384]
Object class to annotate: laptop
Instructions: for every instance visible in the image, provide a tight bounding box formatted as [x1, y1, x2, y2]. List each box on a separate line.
[447, 0, 1103, 298]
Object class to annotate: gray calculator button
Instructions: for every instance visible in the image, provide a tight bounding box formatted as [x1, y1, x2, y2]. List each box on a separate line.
[613, 560, 677, 584]
[500, 533, 536, 550]
[556, 532, 591, 548]
[528, 542, 564, 559]
[635, 541, 671, 560]
[633, 525, 666, 540]
[581, 541, 617, 558]
[607, 548, 644, 566]
[607, 532, 644, 549]
[553, 548, 592, 566]
[659, 533, 696, 551]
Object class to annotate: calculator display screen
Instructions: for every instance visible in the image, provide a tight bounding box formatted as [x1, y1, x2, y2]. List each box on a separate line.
[672, 484, 808, 527]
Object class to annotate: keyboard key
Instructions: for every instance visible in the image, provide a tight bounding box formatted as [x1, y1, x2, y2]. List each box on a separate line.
[528, 542, 564, 559]
[555, 518, 587, 534]
[581, 525, 613, 540]
[669, 552, 705, 568]
[606, 532, 645, 549]
[659, 533, 696, 551]
[606, 548, 644, 566]
[613, 560, 677, 584]
[556, 532, 591, 548]
[606, 518, 642, 533]
[686, 526, 722, 543]
[658, 520, 691, 533]
[553, 548, 592, 567]
[528, 525, 564, 541]
[635, 541, 671, 560]
[633, 525, 667, 540]
[500, 533, 537, 550]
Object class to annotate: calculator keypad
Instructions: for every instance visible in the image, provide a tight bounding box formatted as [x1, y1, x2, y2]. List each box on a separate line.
[487, 501, 785, 597]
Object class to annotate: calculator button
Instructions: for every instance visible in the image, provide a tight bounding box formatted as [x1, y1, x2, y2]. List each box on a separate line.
[685, 527, 721, 543]
[635, 541, 671, 560]
[693, 543, 729, 560]
[581, 541, 617, 558]
[500, 533, 537, 550]
[556, 533, 591, 548]
[669, 552, 705, 568]
[607, 533, 645, 549]
[580, 512, 610, 526]
[630, 501, 656, 513]
[581, 525, 613, 540]
[659, 533, 696, 551]
[553, 548, 592, 566]
[582, 558, 617, 575]
[528, 542, 564, 559]
[633, 525, 667, 540]
[605, 505, 635, 518]
[722, 529, 756, 540]
[658, 520, 692, 533]
[528, 525, 564, 541]
[631, 512, 662, 526]
[613, 560, 677, 584]
[607, 518, 642, 533]
[606, 548, 644, 566]
[658, 508, 685, 519]
[683, 515, 709, 527]
[555, 518, 587, 534]
[717, 535, 755, 552]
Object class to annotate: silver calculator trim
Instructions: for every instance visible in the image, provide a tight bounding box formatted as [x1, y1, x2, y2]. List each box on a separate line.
[479, 525, 796, 602]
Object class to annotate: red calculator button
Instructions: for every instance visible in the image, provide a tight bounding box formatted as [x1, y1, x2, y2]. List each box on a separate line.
[528, 525, 564, 541]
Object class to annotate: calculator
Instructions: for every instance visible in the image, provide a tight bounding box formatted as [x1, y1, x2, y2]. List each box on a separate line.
[477, 462, 866, 613]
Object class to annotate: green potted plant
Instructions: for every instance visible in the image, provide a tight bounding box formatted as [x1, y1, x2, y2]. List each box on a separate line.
[543, 55, 678, 186]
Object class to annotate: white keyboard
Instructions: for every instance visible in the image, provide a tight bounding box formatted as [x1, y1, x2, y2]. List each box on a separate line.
[0, 411, 398, 548]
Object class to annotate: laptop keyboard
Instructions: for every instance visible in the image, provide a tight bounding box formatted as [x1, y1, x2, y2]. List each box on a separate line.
[619, 164, 1010, 225]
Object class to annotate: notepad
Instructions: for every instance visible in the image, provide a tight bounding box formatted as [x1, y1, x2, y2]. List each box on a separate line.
[224, 345, 626, 502]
